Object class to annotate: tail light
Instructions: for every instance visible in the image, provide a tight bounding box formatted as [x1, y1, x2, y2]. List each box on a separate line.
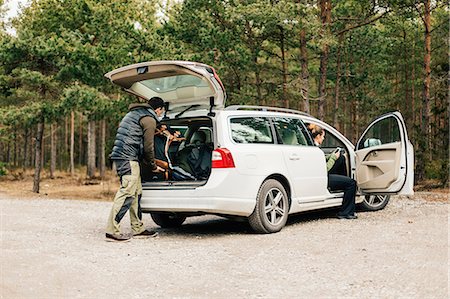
[212, 148, 235, 168]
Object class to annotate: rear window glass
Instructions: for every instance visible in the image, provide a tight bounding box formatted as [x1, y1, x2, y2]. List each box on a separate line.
[140, 74, 209, 93]
[230, 117, 273, 144]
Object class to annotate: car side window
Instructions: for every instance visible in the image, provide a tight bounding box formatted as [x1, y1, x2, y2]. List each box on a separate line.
[321, 130, 345, 148]
[230, 117, 274, 144]
[357, 116, 401, 150]
[304, 122, 345, 149]
[273, 118, 310, 146]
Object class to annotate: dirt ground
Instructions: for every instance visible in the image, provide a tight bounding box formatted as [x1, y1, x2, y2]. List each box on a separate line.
[0, 169, 447, 202]
[0, 169, 119, 201]
[0, 172, 449, 298]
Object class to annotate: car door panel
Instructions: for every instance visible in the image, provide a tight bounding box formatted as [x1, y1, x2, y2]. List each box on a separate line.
[356, 142, 401, 190]
[355, 112, 413, 195]
[281, 146, 328, 199]
[272, 117, 328, 201]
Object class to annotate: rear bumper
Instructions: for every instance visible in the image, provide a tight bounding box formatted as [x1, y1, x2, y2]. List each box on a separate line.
[140, 169, 261, 217]
[140, 194, 255, 216]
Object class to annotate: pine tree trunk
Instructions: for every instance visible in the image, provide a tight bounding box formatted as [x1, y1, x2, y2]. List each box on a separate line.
[13, 127, 17, 167]
[87, 119, 96, 179]
[299, 26, 310, 113]
[99, 119, 106, 179]
[33, 118, 44, 193]
[31, 127, 35, 169]
[417, 0, 432, 181]
[63, 116, 68, 170]
[78, 113, 83, 166]
[345, 35, 354, 141]
[403, 29, 413, 131]
[7, 142, 10, 164]
[41, 123, 45, 173]
[279, 26, 288, 108]
[50, 123, 56, 179]
[318, 0, 332, 120]
[411, 36, 416, 142]
[23, 128, 29, 169]
[334, 34, 344, 131]
[70, 111, 75, 175]
[255, 56, 262, 106]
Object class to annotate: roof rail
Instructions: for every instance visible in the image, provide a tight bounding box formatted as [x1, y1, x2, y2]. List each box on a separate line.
[225, 105, 312, 117]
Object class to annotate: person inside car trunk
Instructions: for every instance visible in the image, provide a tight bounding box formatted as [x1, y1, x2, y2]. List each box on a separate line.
[105, 97, 165, 241]
[307, 124, 357, 220]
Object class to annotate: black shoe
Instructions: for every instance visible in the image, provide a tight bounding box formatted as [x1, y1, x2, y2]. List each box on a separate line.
[133, 229, 158, 238]
[336, 214, 358, 220]
[105, 233, 130, 242]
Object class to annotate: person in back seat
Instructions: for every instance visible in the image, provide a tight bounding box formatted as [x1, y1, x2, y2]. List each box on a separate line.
[308, 124, 357, 220]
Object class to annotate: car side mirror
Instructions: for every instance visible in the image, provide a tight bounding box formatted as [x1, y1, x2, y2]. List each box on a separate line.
[363, 138, 382, 148]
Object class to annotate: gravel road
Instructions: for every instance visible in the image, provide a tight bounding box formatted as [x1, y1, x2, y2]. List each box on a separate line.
[1, 192, 448, 299]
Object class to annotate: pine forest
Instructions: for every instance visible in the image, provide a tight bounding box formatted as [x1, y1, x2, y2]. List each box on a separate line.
[0, 0, 448, 192]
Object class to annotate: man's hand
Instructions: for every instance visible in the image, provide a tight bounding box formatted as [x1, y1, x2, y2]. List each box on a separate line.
[153, 165, 165, 173]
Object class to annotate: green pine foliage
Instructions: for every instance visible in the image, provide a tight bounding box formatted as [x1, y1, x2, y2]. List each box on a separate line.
[0, 0, 447, 184]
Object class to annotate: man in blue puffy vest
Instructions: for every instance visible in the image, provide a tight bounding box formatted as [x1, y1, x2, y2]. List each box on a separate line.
[105, 97, 165, 241]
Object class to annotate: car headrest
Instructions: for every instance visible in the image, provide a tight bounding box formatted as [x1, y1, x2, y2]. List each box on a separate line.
[282, 130, 299, 145]
[190, 131, 206, 145]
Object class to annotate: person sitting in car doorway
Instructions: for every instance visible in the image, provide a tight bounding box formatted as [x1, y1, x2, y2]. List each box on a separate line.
[307, 124, 357, 220]
[105, 96, 165, 242]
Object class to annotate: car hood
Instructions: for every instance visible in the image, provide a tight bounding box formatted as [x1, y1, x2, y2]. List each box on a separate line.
[105, 61, 226, 115]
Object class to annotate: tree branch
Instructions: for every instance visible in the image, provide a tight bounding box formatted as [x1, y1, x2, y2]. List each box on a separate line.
[336, 10, 390, 36]
[430, 20, 447, 34]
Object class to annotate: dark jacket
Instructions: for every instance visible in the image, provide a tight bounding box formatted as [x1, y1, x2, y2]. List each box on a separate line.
[110, 103, 159, 170]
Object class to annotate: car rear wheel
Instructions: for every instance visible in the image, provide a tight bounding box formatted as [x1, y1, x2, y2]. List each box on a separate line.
[150, 212, 187, 228]
[249, 179, 289, 234]
[359, 195, 390, 211]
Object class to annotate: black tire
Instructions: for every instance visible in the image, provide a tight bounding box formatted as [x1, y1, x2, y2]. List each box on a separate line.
[358, 195, 390, 211]
[150, 212, 186, 228]
[248, 179, 289, 234]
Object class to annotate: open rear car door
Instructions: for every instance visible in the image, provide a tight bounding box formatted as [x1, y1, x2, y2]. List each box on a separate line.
[355, 112, 414, 195]
[105, 60, 225, 115]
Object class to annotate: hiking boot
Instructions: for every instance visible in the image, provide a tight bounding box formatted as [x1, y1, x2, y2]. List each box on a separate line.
[133, 229, 158, 238]
[105, 233, 130, 242]
[336, 214, 358, 220]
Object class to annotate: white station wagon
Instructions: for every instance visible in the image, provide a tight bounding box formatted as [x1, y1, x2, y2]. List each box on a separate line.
[105, 61, 414, 233]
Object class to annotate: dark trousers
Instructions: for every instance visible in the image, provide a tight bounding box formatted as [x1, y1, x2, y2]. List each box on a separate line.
[329, 155, 347, 176]
[328, 174, 356, 216]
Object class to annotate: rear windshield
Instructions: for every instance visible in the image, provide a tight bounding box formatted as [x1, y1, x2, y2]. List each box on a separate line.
[140, 74, 209, 93]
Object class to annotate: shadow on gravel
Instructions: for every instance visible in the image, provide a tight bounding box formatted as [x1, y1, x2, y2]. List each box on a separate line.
[155, 207, 344, 237]
[157, 217, 252, 237]
[287, 207, 340, 226]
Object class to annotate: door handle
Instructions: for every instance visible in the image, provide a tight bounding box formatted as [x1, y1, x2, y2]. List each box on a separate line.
[289, 154, 300, 160]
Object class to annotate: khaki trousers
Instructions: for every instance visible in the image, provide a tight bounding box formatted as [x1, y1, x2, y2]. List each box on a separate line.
[106, 161, 145, 235]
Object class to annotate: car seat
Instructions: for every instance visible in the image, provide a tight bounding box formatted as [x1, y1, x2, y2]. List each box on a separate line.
[190, 131, 207, 146]
[177, 130, 212, 179]
[281, 129, 299, 145]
